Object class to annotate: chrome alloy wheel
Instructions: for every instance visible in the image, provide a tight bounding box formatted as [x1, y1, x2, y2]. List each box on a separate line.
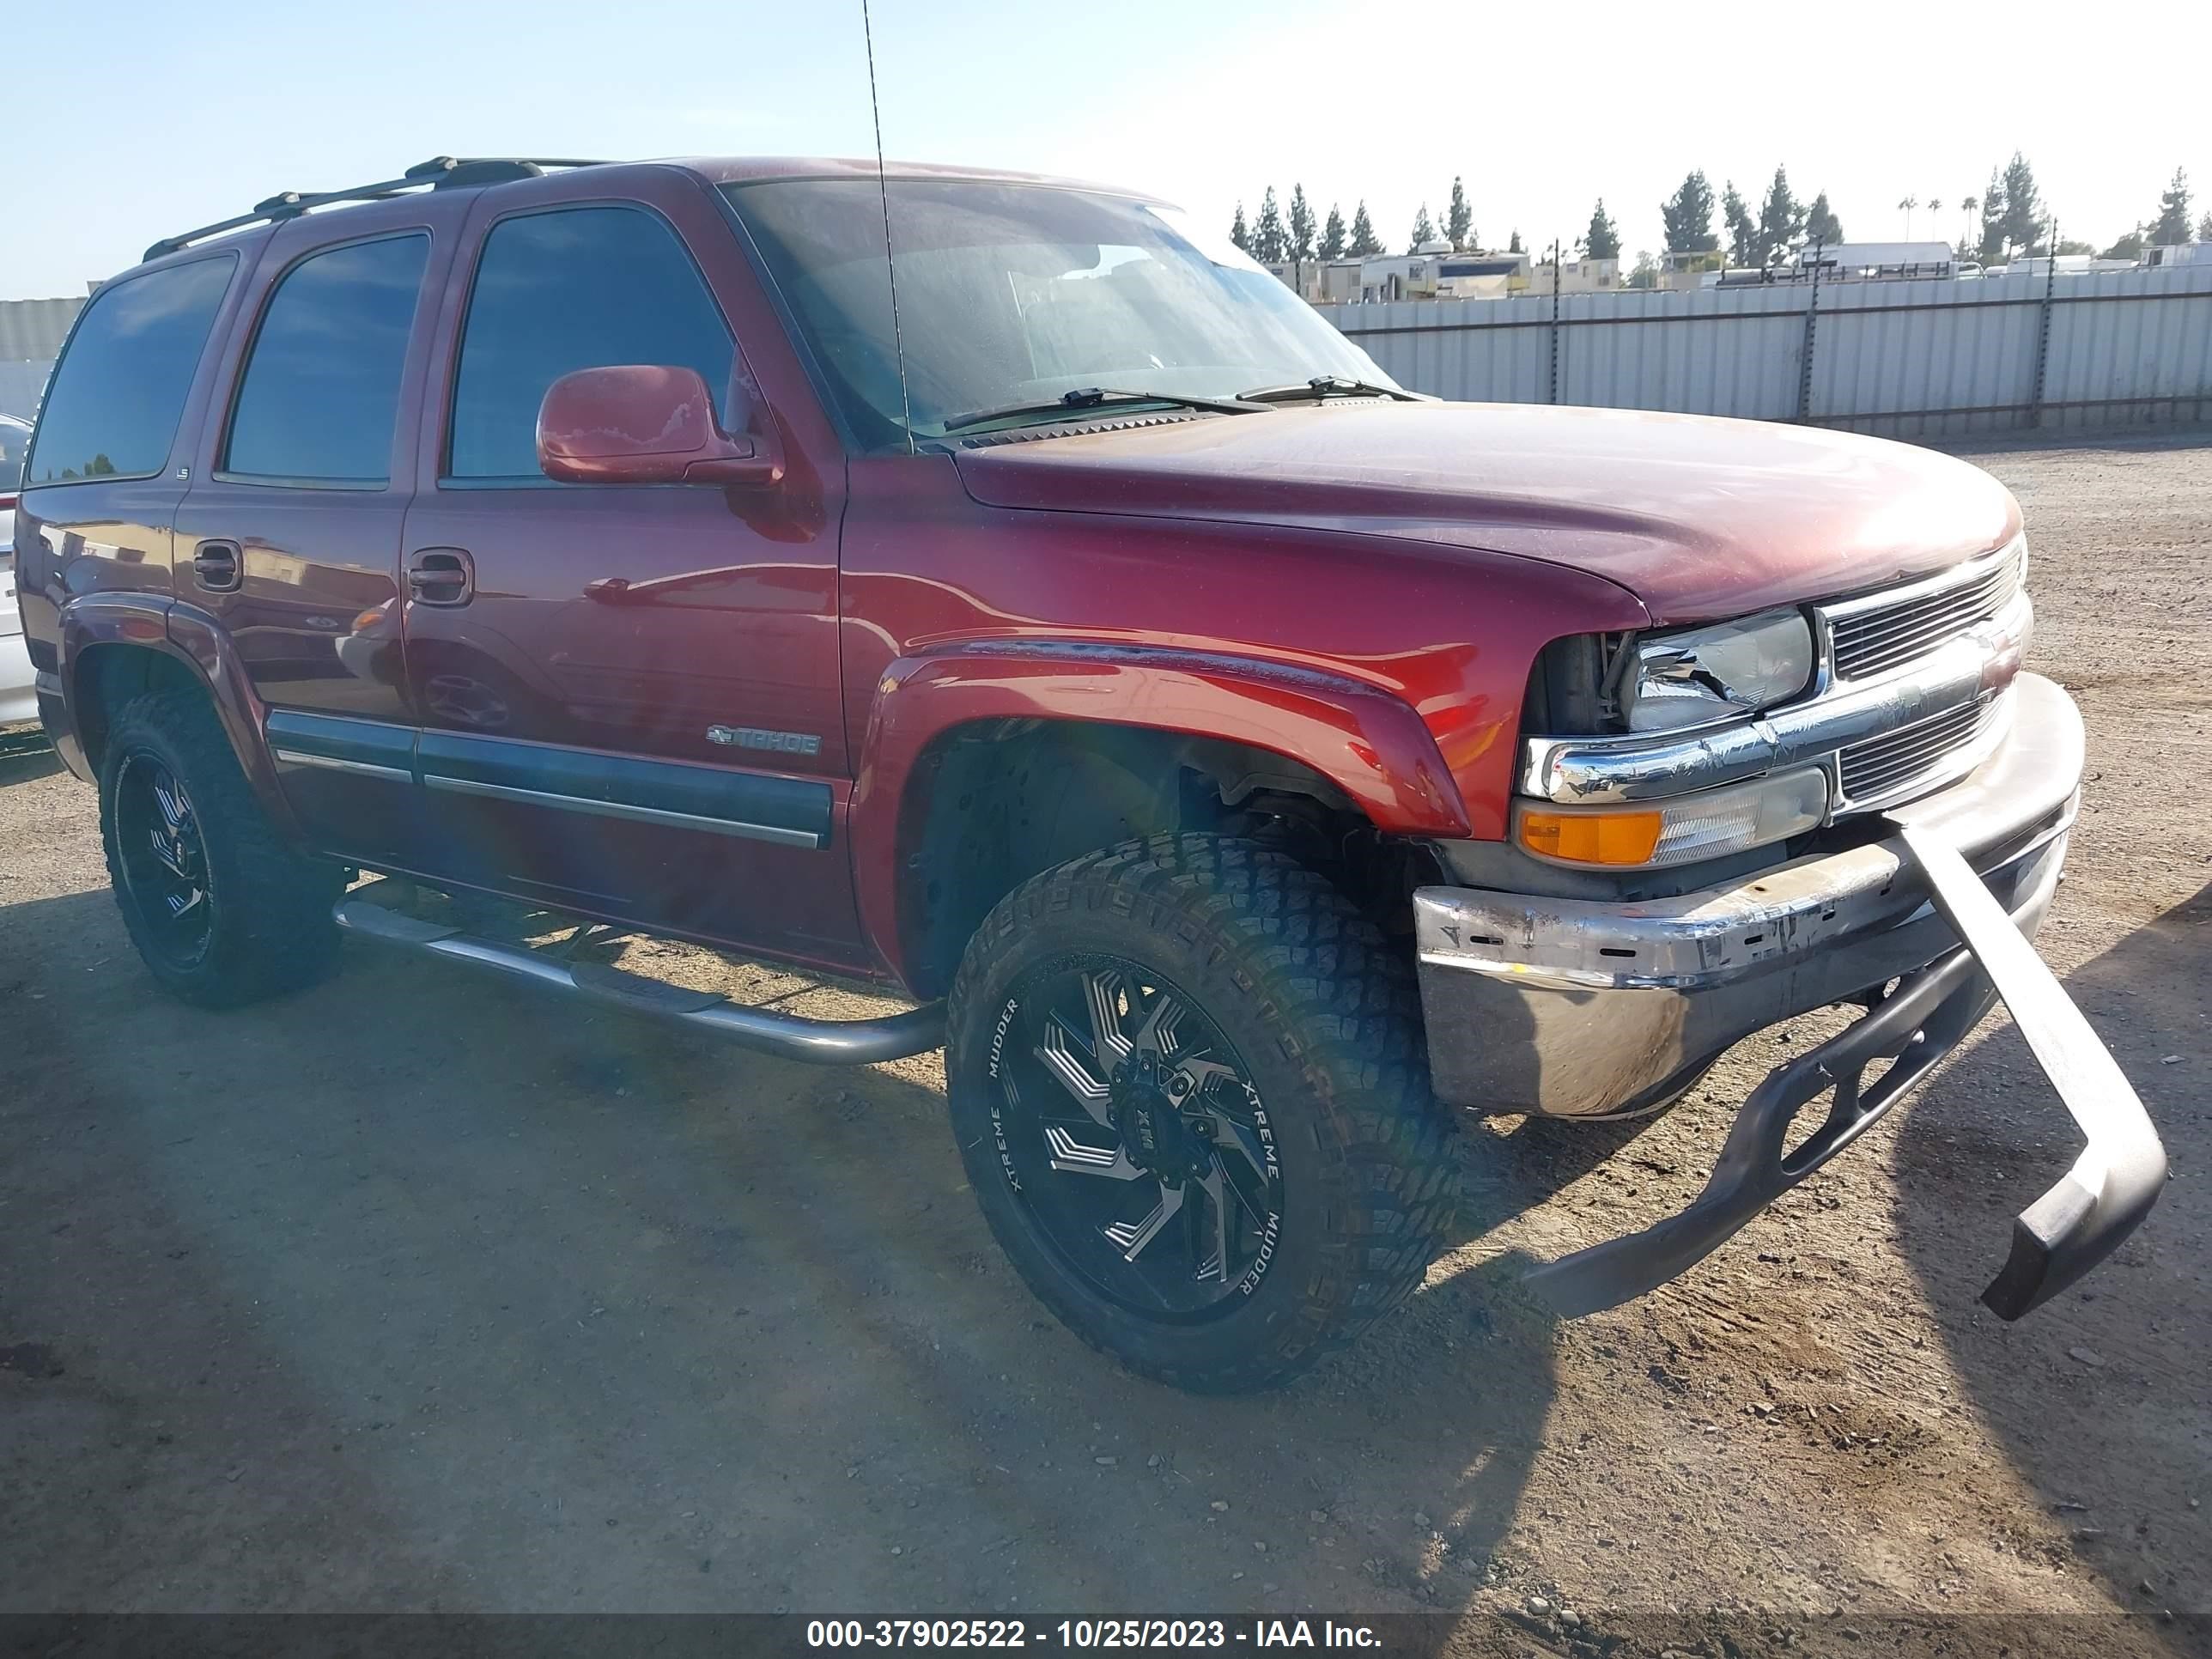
[112, 752, 214, 969]
[986, 956, 1285, 1320]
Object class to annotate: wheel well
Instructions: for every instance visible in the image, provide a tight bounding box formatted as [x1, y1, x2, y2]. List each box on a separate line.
[71, 645, 204, 773]
[895, 719, 1440, 998]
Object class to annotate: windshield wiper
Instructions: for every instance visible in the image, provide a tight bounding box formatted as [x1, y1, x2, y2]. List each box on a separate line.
[1235, 375, 1430, 404]
[939, 386, 1266, 434]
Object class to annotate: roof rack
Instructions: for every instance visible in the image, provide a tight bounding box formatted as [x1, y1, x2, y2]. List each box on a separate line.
[143, 155, 609, 263]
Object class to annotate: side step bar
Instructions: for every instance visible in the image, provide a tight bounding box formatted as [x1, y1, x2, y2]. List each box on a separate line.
[333, 896, 946, 1065]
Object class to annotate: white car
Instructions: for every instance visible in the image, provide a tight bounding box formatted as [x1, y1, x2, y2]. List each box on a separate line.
[2, 413, 33, 726]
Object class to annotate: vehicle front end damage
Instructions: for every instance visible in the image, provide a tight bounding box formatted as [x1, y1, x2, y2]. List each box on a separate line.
[1413, 539, 2166, 1320]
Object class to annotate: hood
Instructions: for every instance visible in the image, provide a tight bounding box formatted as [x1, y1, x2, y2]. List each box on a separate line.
[952, 401, 2021, 624]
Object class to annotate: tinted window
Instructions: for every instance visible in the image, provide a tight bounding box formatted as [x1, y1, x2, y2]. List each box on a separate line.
[0, 419, 28, 484]
[26, 256, 234, 485]
[226, 234, 428, 483]
[448, 207, 734, 478]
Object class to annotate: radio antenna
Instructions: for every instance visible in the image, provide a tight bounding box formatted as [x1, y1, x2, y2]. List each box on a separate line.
[860, 0, 917, 453]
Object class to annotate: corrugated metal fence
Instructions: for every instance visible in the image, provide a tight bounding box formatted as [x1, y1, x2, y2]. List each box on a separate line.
[0, 361, 53, 421]
[0, 297, 82, 362]
[0, 296, 81, 421]
[1328, 264, 2212, 439]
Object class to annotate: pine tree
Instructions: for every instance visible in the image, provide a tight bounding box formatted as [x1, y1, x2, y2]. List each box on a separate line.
[1445, 176, 1473, 250]
[1508, 228, 1522, 253]
[1407, 204, 1437, 253]
[1582, 199, 1620, 261]
[2149, 167, 2192, 246]
[1976, 167, 2008, 262]
[2103, 228, 2146, 261]
[1756, 166, 1805, 264]
[1230, 203, 1251, 254]
[1254, 186, 1286, 264]
[1287, 185, 1316, 261]
[1722, 181, 1757, 267]
[1660, 170, 1718, 252]
[2199, 210, 2212, 242]
[1348, 200, 1382, 258]
[1319, 204, 1346, 260]
[1802, 191, 1843, 247]
[1998, 153, 2043, 258]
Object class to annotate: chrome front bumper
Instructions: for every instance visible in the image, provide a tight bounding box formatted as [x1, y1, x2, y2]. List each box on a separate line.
[1413, 672, 2166, 1320]
[1416, 673, 2082, 1119]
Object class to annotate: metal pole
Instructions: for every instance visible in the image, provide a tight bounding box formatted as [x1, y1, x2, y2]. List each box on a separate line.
[2030, 220, 2059, 429]
[1549, 239, 1563, 404]
[1797, 236, 1822, 422]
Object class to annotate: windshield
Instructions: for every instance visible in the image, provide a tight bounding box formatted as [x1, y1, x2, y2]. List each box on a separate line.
[723, 179, 1397, 449]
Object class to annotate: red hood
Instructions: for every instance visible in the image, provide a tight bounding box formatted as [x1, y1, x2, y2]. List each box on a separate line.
[952, 401, 2021, 625]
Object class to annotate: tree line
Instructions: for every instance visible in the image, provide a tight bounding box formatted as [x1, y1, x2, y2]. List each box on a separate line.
[1231, 176, 1626, 265]
[1231, 157, 2203, 279]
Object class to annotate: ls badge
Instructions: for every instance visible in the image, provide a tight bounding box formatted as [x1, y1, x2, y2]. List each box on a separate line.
[707, 725, 822, 757]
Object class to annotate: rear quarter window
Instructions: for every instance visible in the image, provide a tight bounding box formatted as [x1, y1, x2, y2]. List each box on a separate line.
[26, 255, 235, 486]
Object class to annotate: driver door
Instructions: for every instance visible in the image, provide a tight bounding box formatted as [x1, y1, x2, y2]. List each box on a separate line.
[398, 174, 863, 970]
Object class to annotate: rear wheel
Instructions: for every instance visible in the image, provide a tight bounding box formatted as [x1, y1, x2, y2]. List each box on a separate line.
[945, 834, 1459, 1393]
[99, 689, 343, 1008]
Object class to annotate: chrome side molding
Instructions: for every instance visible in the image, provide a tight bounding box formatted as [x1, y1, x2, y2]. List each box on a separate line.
[333, 896, 946, 1066]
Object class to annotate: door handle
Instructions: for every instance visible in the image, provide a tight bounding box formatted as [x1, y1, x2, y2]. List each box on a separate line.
[407, 547, 474, 607]
[191, 539, 242, 593]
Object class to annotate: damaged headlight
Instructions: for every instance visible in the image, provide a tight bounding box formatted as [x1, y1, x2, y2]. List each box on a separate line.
[1620, 609, 1814, 733]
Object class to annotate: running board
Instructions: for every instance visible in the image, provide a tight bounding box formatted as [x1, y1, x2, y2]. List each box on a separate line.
[332, 896, 945, 1065]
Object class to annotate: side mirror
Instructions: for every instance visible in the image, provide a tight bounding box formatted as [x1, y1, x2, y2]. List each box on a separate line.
[536, 365, 783, 487]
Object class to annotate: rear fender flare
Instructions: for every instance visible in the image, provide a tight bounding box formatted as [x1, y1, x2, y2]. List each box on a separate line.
[849, 641, 1472, 986]
[60, 594, 298, 835]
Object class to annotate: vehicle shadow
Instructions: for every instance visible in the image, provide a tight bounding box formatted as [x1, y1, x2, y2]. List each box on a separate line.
[1889, 878, 2212, 1616]
[0, 727, 60, 786]
[2, 878, 1586, 1623]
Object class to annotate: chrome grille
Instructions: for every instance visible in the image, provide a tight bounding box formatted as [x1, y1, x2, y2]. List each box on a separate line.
[1838, 695, 1998, 805]
[1827, 543, 2023, 682]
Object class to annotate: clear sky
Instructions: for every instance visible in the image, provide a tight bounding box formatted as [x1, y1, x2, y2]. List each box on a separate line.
[3, 0, 2204, 301]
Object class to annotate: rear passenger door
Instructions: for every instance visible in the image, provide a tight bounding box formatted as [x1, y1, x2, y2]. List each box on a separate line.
[173, 203, 459, 866]
[398, 175, 859, 966]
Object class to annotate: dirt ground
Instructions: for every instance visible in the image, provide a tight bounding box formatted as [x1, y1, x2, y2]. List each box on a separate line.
[3, 434, 2208, 1656]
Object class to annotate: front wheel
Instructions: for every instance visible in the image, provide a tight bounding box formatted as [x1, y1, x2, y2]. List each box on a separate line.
[945, 835, 1460, 1393]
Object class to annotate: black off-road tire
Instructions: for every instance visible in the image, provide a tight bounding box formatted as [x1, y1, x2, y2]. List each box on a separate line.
[945, 833, 1460, 1393]
[99, 689, 343, 1008]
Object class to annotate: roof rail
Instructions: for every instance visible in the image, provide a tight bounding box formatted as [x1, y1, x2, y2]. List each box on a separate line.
[143, 156, 609, 263]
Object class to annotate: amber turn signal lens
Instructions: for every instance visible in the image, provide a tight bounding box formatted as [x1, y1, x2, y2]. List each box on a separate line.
[1517, 808, 1664, 866]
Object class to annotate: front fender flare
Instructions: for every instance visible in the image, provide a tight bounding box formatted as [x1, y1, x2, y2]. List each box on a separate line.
[848, 641, 1473, 987]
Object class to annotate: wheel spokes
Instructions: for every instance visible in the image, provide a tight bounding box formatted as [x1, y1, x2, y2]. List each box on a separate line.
[1102, 1179, 1184, 1261]
[1036, 1011, 1115, 1127]
[1085, 969, 1134, 1067]
[1131, 986, 1187, 1057]
[1043, 1123, 1146, 1180]
[1194, 1164, 1233, 1282]
[1208, 1115, 1273, 1187]
[151, 774, 191, 836]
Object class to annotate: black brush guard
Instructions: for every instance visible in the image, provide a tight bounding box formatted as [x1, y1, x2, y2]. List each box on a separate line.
[1523, 821, 2168, 1321]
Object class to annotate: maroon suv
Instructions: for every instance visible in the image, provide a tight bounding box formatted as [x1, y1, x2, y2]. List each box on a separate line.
[10, 155, 2163, 1391]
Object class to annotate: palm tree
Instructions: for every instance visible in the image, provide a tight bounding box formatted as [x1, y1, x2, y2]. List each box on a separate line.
[1960, 194, 1978, 248]
[1899, 194, 1919, 237]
